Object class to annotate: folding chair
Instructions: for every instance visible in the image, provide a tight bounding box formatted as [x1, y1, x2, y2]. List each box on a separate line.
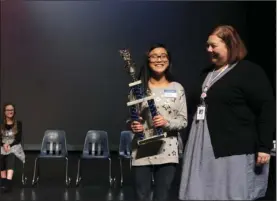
[19, 132, 27, 185]
[31, 130, 71, 186]
[118, 130, 133, 187]
[76, 130, 113, 187]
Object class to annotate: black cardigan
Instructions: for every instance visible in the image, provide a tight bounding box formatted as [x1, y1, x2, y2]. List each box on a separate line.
[192, 60, 275, 158]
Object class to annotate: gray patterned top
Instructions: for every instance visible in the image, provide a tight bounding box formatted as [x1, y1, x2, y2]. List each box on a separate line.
[1, 122, 25, 163]
[131, 82, 187, 166]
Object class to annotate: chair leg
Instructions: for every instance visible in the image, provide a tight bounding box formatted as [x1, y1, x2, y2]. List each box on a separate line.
[76, 158, 82, 186]
[129, 158, 132, 170]
[108, 157, 113, 187]
[65, 157, 71, 186]
[152, 172, 154, 186]
[32, 157, 39, 186]
[21, 162, 27, 185]
[119, 158, 123, 187]
[37, 159, 40, 183]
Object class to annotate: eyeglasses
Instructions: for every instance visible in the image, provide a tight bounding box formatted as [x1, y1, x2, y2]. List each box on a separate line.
[149, 54, 168, 62]
[5, 109, 14, 112]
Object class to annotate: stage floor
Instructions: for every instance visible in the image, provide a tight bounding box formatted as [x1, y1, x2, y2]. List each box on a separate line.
[0, 152, 275, 201]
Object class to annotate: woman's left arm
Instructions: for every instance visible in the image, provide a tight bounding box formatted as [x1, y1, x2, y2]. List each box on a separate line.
[243, 64, 275, 154]
[10, 121, 22, 147]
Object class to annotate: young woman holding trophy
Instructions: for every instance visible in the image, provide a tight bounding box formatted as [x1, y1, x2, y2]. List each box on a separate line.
[128, 43, 188, 201]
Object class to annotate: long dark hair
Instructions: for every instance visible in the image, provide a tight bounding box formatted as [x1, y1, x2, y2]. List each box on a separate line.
[1, 102, 18, 135]
[138, 43, 175, 94]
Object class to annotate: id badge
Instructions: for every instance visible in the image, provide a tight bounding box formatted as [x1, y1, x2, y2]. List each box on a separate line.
[196, 106, 206, 120]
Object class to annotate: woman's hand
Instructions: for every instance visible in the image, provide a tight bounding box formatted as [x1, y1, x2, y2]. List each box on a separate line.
[3, 144, 10, 152]
[153, 115, 168, 127]
[256, 152, 270, 165]
[131, 121, 144, 133]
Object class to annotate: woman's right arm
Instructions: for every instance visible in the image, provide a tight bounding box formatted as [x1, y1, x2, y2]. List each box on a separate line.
[0, 134, 3, 147]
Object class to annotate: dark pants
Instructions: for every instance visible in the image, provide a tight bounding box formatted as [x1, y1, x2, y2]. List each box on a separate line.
[133, 163, 176, 201]
[0, 154, 16, 171]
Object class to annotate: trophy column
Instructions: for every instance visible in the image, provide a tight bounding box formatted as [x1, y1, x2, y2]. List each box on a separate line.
[127, 80, 145, 140]
[119, 49, 166, 146]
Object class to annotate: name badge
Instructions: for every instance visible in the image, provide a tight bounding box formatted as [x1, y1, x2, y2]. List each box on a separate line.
[196, 106, 206, 120]
[164, 89, 177, 98]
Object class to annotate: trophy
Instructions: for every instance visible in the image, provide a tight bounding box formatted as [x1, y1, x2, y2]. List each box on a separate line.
[119, 49, 166, 145]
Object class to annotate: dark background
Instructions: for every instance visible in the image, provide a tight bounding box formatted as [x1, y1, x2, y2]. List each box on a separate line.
[1, 1, 275, 151]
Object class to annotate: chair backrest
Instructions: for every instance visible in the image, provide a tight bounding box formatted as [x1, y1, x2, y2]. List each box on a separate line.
[83, 130, 110, 157]
[119, 130, 133, 156]
[40, 130, 68, 156]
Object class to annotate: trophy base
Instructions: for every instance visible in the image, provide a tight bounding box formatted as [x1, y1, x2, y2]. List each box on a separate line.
[137, 133, 167, 146]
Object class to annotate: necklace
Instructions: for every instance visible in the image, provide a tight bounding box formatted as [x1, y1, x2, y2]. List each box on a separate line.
[200, 65, 228, 99]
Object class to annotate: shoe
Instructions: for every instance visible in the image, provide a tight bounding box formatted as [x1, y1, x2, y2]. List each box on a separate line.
[0, 178, 6, 189]
[2, 179, 12, 193]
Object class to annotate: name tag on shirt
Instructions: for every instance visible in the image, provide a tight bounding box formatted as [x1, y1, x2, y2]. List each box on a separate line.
[196, 106, 206, 120]
[164, 89, 177, 98]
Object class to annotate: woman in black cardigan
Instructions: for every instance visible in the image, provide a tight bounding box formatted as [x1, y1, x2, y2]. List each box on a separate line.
[179, 25, 275, 200]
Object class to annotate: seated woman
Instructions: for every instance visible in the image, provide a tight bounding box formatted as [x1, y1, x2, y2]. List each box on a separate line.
[0, 103, 25, 193]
